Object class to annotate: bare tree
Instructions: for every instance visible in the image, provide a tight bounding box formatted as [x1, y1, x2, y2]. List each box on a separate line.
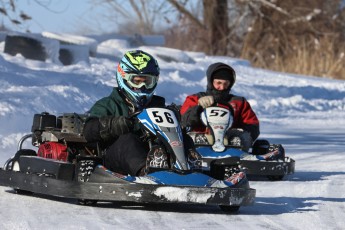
[2, 0, 344, 78]
[91, 0, 233, 55]
[167, 0, 230, 55]
[0, 0, 75, 32]
[202, 0, 229, 55]
[90, 0, 173, 35]
[240, 0, 345, 78]
[0, 0, 32, 31]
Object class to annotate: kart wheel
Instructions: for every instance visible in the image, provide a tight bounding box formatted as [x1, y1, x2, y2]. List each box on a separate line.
[4, 35, 46, 61]
[219, 205, 240, 213]
[12, 160, 20, 172]
[267, 175, 284, 181]
[77, 199, 98, 206]
[6, 149, 37, 171]
[14, 189, 33, 195]
[252, 139, 270, 155]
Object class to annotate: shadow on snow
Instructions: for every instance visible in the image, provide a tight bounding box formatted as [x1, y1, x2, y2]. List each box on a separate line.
[245, 196, 345, 215]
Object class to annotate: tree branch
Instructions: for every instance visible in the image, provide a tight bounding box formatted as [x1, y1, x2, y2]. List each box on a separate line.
[241, 0, 290, 16]
[166, 0, 204, 28]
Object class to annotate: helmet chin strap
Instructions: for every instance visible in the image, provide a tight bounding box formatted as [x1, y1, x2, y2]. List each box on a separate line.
[119, 89, 151, 114]
[117, 88, 136, 114]
[125, 97, 137, 114]
[137, 95, 147, 106]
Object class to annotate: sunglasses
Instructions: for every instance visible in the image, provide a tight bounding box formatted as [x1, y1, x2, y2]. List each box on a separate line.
[124, 73, 158, 89]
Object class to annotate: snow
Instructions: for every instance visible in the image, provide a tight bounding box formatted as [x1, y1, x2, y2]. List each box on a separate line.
[153, 187, 214, 203]
[0, 31, 345, 230]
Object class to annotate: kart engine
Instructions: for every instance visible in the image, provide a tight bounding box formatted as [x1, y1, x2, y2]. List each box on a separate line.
[31, 112, 88, 162]
[37, 142, 68, 162]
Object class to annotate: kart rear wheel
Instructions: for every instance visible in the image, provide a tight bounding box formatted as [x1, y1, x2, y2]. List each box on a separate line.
[219, 205, 240, 213]
[15, 189, 33, 195]
[6, 149, 37, 171]
[8, 149, 40, 195]
[267, 175, 284, 181]
[77, 199, 98, 206]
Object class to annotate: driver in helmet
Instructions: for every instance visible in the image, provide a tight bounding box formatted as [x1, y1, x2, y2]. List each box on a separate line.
[180, 62, 260, 151]
[83, 50, 166, 176]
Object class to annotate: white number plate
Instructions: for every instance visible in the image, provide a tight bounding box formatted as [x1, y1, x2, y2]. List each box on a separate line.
[146, 108, 178, 128]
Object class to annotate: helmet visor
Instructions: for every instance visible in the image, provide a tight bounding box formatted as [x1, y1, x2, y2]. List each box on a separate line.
[124, 73, 158, 89]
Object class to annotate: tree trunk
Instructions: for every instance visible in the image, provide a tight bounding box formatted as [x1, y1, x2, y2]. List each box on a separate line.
[203, 0, 229, 55]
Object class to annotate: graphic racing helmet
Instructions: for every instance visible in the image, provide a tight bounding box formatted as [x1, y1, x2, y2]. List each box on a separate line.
[116, 50, 160, 109]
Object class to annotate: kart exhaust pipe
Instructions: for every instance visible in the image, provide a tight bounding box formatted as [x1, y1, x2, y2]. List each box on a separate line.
[17, 134, 33, 151]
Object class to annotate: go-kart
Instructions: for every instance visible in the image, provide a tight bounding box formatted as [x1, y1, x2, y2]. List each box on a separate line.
[187, 105, 295, 181]
[0, 107, 256, 212]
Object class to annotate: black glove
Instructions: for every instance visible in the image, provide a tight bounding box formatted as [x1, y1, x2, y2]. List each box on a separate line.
[112, 116, 134, 136]
[99, 116, 133, 141]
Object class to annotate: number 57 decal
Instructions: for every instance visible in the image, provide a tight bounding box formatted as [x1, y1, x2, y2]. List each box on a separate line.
[209, 109, 229, 117]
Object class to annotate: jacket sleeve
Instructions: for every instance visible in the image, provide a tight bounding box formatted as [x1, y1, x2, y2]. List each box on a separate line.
[83, 99, 116, 143]
[83, 117, 102, 142]
[238, 99, 260, 141]
[180, 95, 204, 129]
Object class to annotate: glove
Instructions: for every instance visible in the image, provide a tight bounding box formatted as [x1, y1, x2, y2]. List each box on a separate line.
[99, 116, 133, 141]
[111, 116, 133, 136]
[198, 96, 214, 108]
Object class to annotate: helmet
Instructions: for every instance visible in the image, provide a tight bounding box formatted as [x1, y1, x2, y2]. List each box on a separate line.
[116, 50, 160, 109]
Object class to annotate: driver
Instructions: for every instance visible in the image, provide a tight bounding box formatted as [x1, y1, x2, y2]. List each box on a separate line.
[180, 62, 260, 151]
[83, 50, 166, 176]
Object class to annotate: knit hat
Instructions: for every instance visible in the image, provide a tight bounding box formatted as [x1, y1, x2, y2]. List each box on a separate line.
[206, 62, 236, 92]
[212, 68, 234, 82]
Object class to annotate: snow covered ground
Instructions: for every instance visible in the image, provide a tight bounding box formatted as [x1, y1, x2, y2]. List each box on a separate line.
[0, 33, 345, 230]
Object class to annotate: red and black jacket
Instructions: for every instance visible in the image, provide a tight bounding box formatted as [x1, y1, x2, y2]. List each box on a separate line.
[180, 92, 260, 141]
[180, 62, 260, 141]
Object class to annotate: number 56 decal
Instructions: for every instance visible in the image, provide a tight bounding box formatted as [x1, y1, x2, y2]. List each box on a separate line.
[146, 108, 178, 128]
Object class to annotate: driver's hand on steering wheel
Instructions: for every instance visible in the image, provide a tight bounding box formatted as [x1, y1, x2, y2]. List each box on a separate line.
[198, 96, 214, 108]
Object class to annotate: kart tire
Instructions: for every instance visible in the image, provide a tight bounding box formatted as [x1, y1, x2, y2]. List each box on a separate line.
[4, 35, 46, 61]
[219, 205, 240, 213]
[267, 175, 284, 181]
[7, 149, 37, 195]
[252, 139, 270, 155]
[10, 149, 37, 171]
[15, 189, 33, 195]
[77, 199, 98, 206]
[59, 48, 73, 65]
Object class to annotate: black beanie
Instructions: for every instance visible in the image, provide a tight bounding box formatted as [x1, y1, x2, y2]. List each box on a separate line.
[206, 62, 236, 96]
[212, 69, 234, 82]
